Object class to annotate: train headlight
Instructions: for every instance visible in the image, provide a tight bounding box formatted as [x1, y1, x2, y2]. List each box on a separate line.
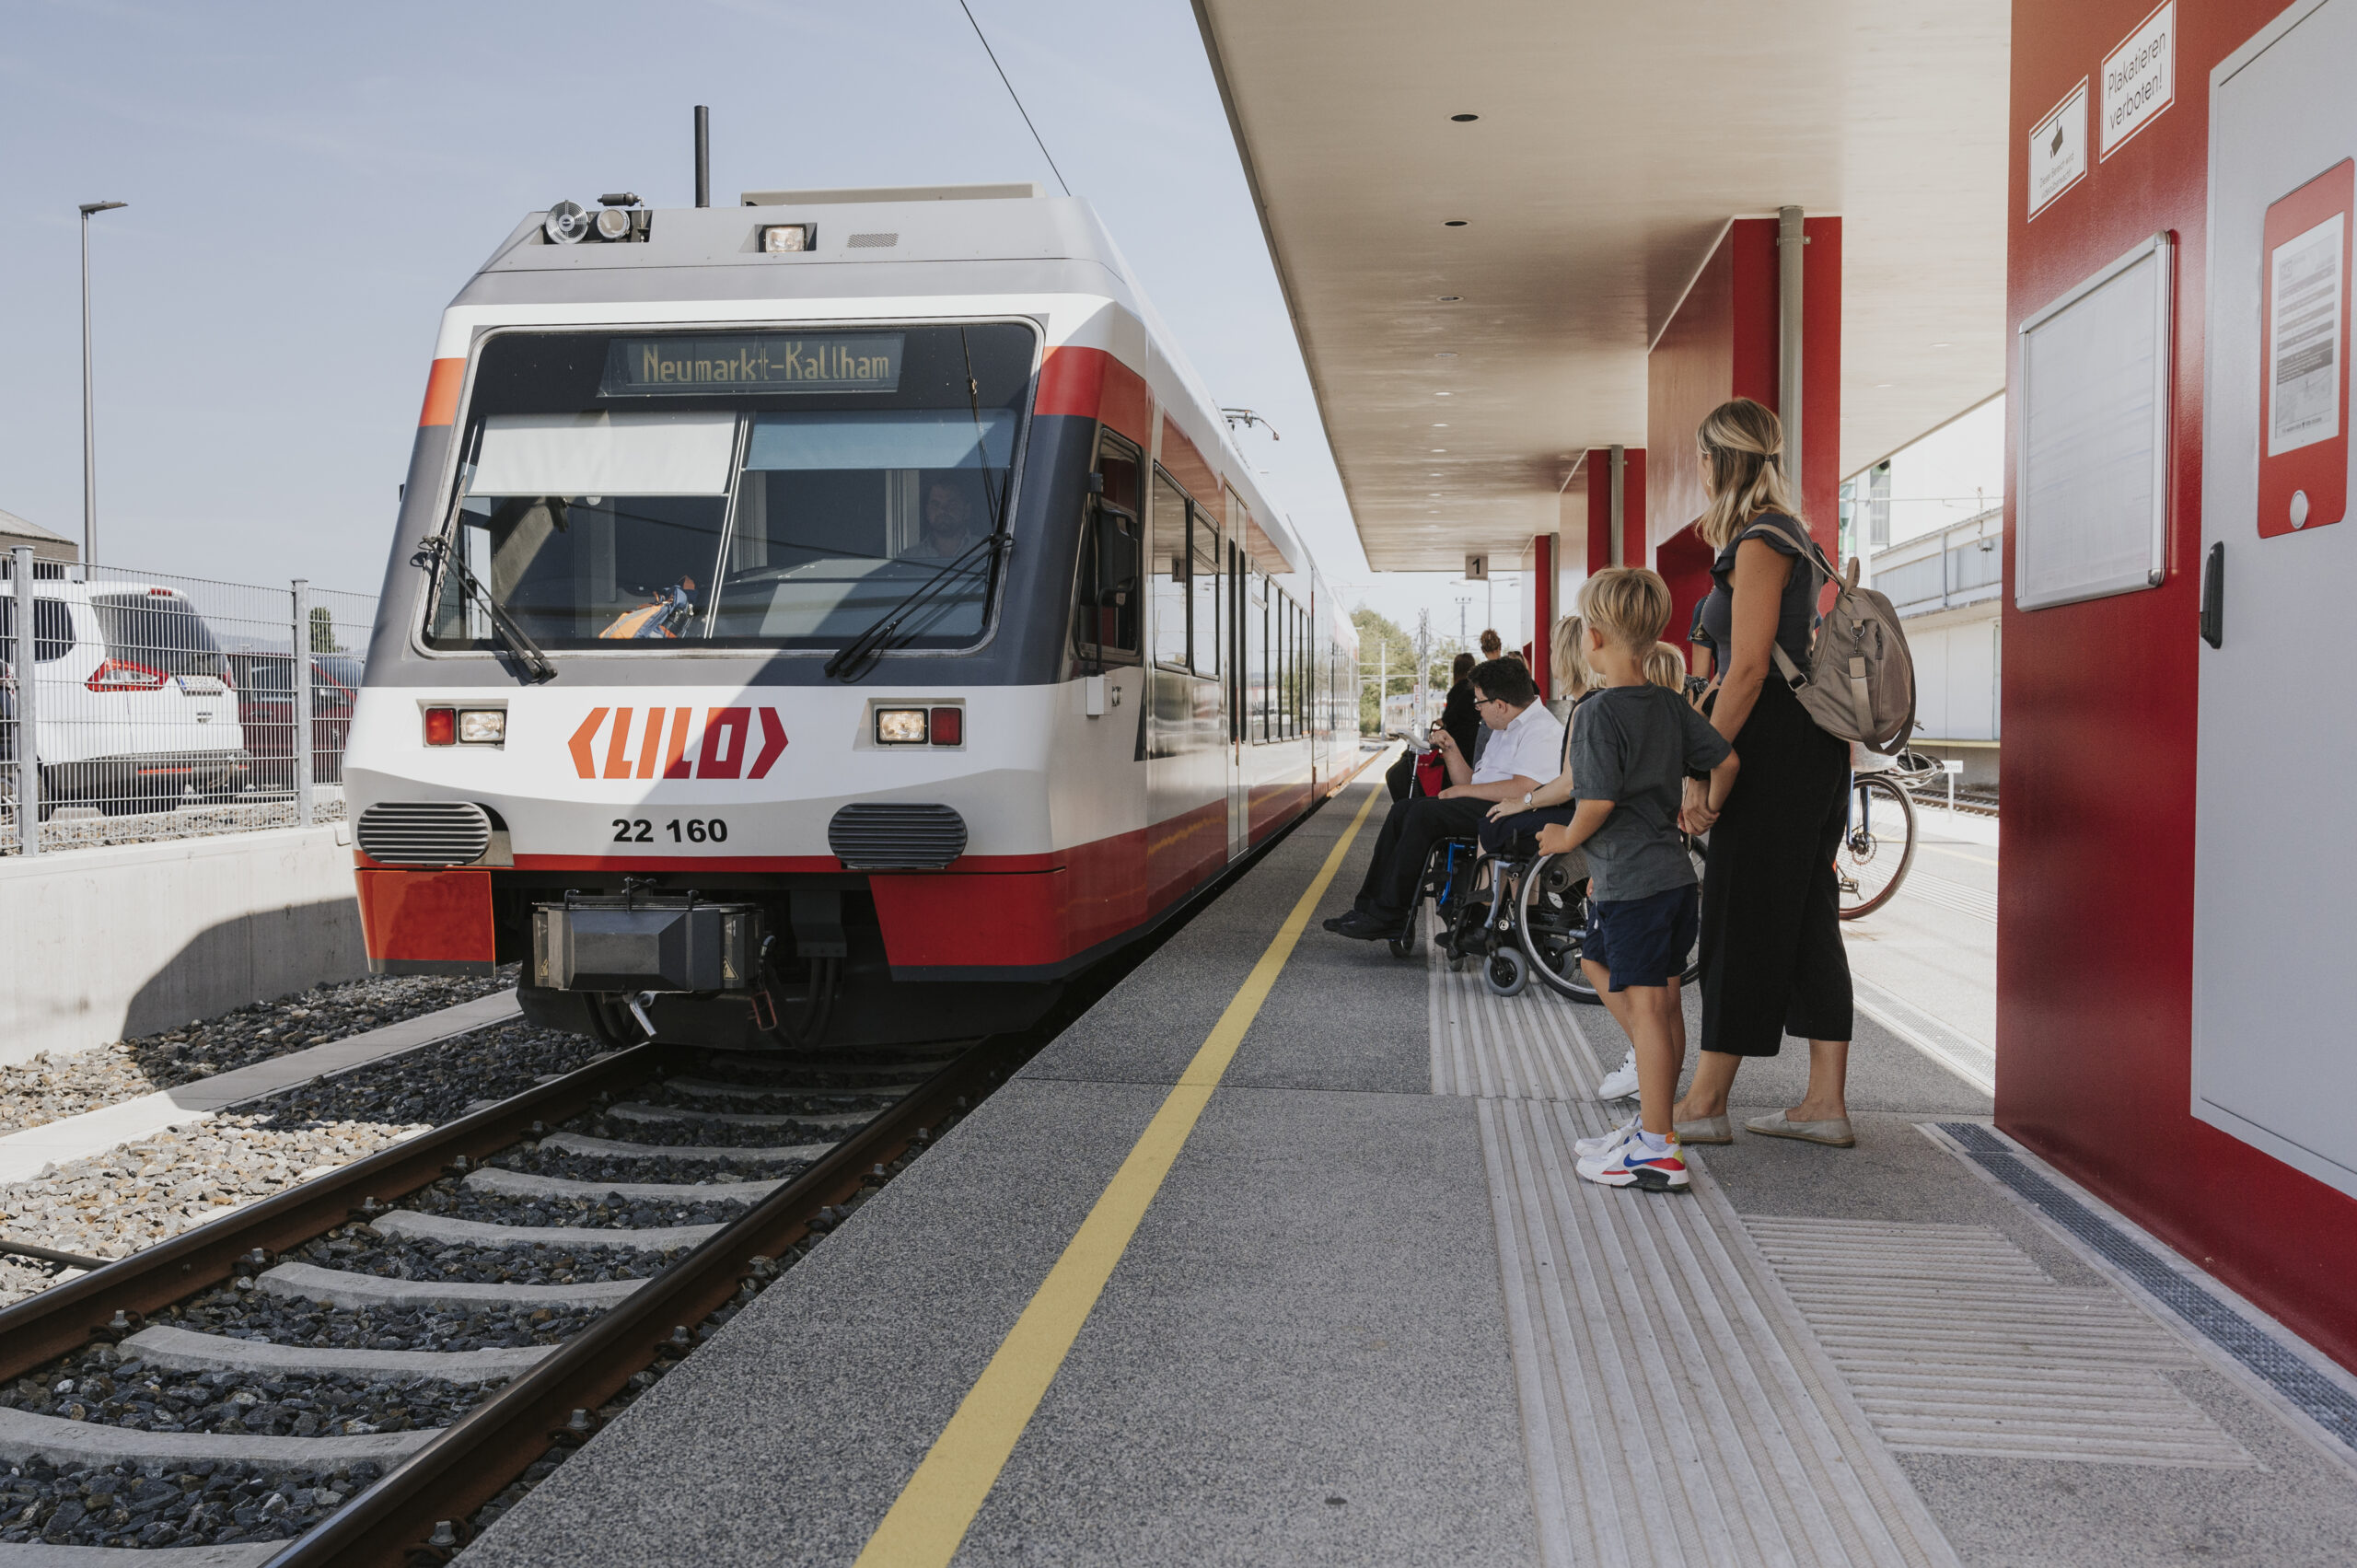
[876, 708, 928, 745]
[458, 709, 506, 746]
[761, 223, 814, 254]
[593, 206, 634, 242]
[543, 202, 591, 245]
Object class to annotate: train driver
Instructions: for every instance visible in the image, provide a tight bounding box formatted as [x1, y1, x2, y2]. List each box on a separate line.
[919, 480, 982, 558]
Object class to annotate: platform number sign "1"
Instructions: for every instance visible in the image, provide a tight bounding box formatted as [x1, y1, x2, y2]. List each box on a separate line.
[1464, 553, 1488, 582]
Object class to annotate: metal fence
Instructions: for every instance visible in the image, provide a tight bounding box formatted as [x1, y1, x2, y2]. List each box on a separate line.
[2, 548, 377, 856]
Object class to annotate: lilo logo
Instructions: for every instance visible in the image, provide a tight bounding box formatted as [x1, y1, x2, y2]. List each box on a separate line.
[568, 707, 787, 780]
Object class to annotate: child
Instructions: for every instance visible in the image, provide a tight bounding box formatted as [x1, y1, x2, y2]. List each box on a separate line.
[1643, 640, 1687, 692]
[1535, 568, 1738, 1192]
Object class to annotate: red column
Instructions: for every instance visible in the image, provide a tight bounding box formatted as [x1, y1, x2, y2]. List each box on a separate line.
[1522, 533, 1557, 701]
[1646, 215, 1842, 671]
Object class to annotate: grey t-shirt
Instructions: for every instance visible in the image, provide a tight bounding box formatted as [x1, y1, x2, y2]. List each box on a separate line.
[1569, 684, 1733, 902]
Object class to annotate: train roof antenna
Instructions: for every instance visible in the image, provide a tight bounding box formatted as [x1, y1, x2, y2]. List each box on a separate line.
[955, 0, 1071, 197]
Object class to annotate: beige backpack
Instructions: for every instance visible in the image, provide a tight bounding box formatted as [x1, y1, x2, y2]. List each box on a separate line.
[1755, 517, 1918, 756]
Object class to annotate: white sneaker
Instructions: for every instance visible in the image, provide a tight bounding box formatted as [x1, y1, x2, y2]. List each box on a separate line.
[1574, 1117, 1639, 1159]
[1596, 1049, 1639, 1100]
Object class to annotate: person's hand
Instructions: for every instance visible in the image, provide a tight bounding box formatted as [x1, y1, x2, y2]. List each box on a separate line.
[1430, 726, 1460, 757]
[1486, 799, 1514, 822]
[1678, 778, 1719, 836]
[1437, 784, 1471, 799]
[1535, 821, 1577, 855]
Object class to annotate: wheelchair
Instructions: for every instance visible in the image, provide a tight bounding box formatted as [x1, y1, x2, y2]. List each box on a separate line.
[1383, 827, 1553, 998]
[1513, 837, 1709, 1003]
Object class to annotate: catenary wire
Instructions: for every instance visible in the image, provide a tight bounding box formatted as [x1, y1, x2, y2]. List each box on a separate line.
[956, 0, 1073, 197]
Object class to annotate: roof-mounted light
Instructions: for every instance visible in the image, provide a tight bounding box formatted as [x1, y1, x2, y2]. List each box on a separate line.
[544, 201, 591, 245]
[761, 223, 815, 254]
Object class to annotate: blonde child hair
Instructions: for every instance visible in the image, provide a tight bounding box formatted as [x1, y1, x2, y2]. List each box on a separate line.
[1576, 566, 1674, 653]
[1550, 614, 1598, 697]
[1644, 641, 1688, 691]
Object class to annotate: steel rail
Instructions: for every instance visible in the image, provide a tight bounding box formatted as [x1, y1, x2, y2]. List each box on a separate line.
[0, 1046, 657, 1384]
[264, 1040, 1012, 1568]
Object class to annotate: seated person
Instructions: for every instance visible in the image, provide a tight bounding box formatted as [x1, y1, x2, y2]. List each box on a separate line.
[918, 480, 983, 558]
[1327, 656, 1563, 940]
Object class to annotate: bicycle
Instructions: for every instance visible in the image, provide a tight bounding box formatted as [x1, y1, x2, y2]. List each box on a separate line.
[1836, 749, 1938, 920]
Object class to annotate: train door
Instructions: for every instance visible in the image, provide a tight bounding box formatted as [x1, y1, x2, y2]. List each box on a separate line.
[2195, 0, 2357, 1202]
[1225, 539, 1248, 857]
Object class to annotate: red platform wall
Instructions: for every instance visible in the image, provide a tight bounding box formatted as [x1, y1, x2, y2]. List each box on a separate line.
[1647, 215, 1842, 670]
[2003, 0, 2357, 1372]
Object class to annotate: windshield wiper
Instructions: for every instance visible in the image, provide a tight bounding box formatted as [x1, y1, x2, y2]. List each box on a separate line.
[412, 536, 556, 683]
[823, 534, 1011, 682]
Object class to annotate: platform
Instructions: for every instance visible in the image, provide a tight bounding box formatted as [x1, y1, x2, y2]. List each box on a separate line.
[462, 776, 2357, 1568]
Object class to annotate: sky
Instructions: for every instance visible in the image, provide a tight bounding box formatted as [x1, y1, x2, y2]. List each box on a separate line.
[0, 0, 1480, 645]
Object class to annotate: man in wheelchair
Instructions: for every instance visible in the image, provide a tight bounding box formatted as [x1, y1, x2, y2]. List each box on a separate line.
[1326, 656, 1563, 942]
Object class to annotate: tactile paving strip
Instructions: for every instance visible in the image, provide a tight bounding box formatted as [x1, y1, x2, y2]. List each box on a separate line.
[1747, 1215, 2253, 1467]
[1437, 956, 1960, 1568]
[1937, 1121, 2357, 1459]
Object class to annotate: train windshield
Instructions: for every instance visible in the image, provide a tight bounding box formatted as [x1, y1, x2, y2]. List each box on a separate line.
[423, 323, 1034, 653]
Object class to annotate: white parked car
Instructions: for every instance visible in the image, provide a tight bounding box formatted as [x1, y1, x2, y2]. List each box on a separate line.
[0, 580, 250, 813]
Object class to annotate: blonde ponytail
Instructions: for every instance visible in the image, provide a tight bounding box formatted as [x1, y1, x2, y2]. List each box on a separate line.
[1695, 398, 1806, 551]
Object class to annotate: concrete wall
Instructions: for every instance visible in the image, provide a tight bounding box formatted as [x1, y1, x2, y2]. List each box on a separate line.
[0, 827, 365, 1064]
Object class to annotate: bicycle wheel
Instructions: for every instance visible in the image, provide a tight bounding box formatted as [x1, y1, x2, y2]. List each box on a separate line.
[1836, 773, 1917, 920]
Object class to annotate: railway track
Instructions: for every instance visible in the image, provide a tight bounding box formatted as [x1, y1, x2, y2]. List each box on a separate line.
[0, 1024, 1014, 1565]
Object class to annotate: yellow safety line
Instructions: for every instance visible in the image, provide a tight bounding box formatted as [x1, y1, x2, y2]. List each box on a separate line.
[852, 780, 1385, 1568]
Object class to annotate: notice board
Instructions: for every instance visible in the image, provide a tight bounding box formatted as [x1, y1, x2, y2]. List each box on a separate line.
[2015, 233, 2174, 610]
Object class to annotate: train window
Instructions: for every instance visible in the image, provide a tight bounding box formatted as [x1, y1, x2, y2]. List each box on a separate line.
[1074, 434, 1142, 661]
[1246, 573, 1269, 743]
[424, 322, 1034, 653]
[1189, 507, 1221, 678]
[1150, 470, 1190, 668]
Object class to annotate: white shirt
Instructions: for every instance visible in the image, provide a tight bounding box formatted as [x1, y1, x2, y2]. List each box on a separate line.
[1471, 698, 1565, 789]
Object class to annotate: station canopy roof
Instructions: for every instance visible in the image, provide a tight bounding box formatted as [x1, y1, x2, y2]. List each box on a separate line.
[1192, 0, 2009, 571]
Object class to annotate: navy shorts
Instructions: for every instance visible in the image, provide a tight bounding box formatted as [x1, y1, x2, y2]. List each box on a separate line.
[1585, 883, 1701, 992]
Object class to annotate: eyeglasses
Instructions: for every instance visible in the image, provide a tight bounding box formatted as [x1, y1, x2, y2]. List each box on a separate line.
[1475, 695, 1510, 709]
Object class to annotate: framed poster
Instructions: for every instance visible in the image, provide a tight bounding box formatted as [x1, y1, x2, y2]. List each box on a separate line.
[2016, 233, 2174, 610]
[2258, 158, 2352, 537]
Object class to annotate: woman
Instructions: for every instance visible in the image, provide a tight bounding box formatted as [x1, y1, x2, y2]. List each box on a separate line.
[1673, 398, 1855, 1148]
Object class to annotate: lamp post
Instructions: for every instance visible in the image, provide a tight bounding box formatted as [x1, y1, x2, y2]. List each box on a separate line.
[79, 200, 127, 570]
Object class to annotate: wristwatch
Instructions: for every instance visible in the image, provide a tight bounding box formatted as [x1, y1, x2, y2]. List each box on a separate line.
[1522, 791, 1534, 808]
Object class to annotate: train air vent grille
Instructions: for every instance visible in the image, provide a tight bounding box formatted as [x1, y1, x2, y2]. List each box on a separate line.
[845, 232, 900, 249]
[357, 801, 493, 866]
[828, 803, 967, 870]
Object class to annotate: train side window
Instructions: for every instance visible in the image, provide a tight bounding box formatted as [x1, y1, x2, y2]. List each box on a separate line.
[1151, 469, 1190, 669]
[1247, 573, 1269, 743]
[1074, 435, 1142, 662]
[1189, 505, 1221, 678]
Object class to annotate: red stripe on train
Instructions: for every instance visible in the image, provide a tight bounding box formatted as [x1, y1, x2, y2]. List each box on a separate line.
[1036, 346, 1151, 446]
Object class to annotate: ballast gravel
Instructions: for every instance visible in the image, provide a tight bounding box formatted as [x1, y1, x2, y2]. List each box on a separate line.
[409, 1183, 753, 1231]
[317, 1234, 686, 1287]
[0, 1452, 383, 1550]
[0, 1023, 605, 1307]
[161, 1283, 601, 1353]
[591, 1109, 873, 1148]
[0, 969, 516, 1136]
[0, 1342, 480, 1437]
[496, 1145, 816, 1185]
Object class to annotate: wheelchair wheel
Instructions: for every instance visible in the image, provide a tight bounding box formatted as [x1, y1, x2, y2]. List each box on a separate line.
[1518, 854, 1601, 1003]
[1485, 946, 1528, 997]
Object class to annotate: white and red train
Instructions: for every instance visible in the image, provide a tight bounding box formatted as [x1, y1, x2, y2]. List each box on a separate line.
[343, 182, 1362, 1048]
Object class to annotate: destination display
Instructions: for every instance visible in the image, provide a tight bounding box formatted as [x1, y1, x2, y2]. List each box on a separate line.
[600, 333, 904, 395]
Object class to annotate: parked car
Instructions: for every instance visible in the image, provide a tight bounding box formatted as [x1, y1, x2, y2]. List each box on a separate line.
[0, 582, 250, 813]
[226, 650, 360, 789]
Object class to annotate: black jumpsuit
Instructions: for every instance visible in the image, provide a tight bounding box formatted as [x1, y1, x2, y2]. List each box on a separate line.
[1693, 516, 1853, 1055]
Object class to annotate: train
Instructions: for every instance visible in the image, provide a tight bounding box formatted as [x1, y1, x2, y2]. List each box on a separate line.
[343, 180, 1364, 1050]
